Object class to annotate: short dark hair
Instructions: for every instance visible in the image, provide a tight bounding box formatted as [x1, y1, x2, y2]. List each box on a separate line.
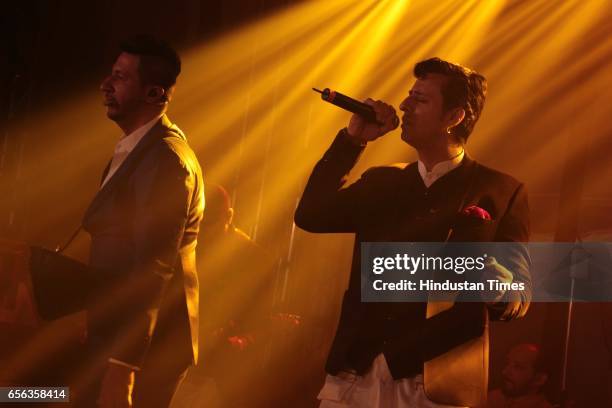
[414, 57, 487, 142]
[119, 35, 181, 91]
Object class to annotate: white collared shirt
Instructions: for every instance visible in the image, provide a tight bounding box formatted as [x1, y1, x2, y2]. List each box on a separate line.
[100, 114, 163, 188]
[417, 149, 465, 188]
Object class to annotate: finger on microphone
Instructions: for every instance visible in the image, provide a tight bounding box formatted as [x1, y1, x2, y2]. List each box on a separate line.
[382, 111, 399, 132]
[383, 115, 399, 132]
[373, 100, 387, 124]
[387, 106, 399, 130]
[391, 114, 400, 129]
[378, 105, 394, 129]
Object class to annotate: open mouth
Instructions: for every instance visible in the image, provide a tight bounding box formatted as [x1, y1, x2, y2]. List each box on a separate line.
[103, 94, 117, 106]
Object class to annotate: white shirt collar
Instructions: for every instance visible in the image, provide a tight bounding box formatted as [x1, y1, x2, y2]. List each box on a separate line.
[417, 149, 465, 188]
[114, 113, 163, 154]
[100, 114, 163, 188]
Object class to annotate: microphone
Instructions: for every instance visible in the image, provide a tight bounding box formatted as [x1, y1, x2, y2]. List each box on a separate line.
[313, 88, 399, 128]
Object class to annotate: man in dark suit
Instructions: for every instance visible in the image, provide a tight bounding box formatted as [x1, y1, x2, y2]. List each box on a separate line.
[79, 36, 204, 407]
[295, 58, 531, 407]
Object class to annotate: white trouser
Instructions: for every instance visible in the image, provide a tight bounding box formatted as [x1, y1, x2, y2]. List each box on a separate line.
[318, 354, 467, 408]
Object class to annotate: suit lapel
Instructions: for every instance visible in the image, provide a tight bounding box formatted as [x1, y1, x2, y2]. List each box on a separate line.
[83, 115, 174, 223]
[99, 159, 112, 186]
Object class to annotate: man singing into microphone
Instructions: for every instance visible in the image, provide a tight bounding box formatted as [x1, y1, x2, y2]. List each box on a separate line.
[295, 58, 531, 407]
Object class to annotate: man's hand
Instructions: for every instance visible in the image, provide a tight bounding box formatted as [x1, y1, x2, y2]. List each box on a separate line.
[482, 256, 513, 303]
[347, 99, 399, 145]
[97, 363, 135, 407]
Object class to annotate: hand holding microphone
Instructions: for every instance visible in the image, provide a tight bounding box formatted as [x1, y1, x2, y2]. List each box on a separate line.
[313, 88, 399, 145]
[347, 98, 399, 144]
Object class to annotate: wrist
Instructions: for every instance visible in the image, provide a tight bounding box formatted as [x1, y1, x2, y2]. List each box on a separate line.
[342, 127, 367, 147]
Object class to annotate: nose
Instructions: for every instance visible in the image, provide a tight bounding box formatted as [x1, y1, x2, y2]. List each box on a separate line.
[399, 96, 411, 112]
[100, 75, 112, 93]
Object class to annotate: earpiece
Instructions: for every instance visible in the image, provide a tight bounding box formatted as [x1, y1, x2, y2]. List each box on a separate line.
[148, 88, 167, 103]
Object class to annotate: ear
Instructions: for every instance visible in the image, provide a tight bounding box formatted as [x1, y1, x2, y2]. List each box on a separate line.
[145, 85, 166, 105]
[445, 107, 465, 130]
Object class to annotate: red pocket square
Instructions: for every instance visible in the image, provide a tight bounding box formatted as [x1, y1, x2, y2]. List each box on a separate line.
[461, 205, 491, 220]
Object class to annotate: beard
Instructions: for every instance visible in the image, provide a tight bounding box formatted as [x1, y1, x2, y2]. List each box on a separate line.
[105, 105, 121, 120]
[103, 97, 125, 121]
[400, 126, 416, 146]
[104, 98, 141, 123]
